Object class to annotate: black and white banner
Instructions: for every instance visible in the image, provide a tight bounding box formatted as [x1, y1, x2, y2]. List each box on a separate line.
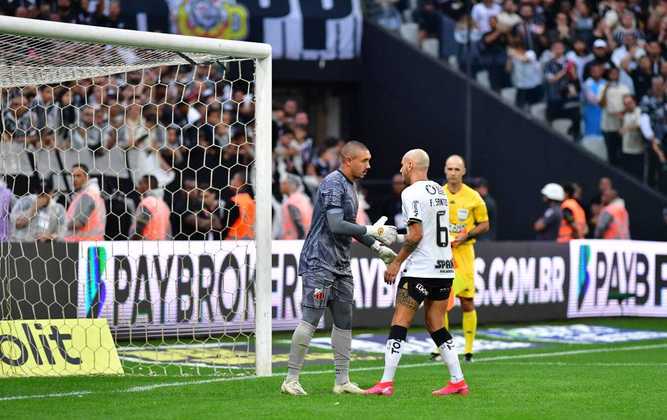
[567, 240, 667, 318]
[163, 0, 363, 60]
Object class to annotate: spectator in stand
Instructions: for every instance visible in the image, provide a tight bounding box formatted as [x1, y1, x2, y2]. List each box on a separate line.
[582, 63, 607, 137]
[603, 0, 629, 34]
[583, 40, 613, 81]
[275, 129, 301, 175]
[558, 182, 588, 242]
[10, 178, 65, 242]
[55, 0, 78, 24]
[611, 32, 645, 69]
[565, 39, 593, 84]
[630, 55, 655, 100]
[547, 12, 574, 46]
[65, 164, 106, 242]
[412, 0, 441, 43]
[619, 94, 646, 179]
[497, 0, 522, 34]
[198, 188, 225, 240]
[638, 76, 667, 189]
[613, 11, 642, 46]
[644, 41, 662, 74]
[600, 66, 631, 165]
[370, 0, 402, 32]
[472, 0, 501, 35]
[380, 173, 406, 230]
[544, 41, 581, 140]
[0, 178, 11, 241]
[278, 173, 313, 240]
[130, 175, 171, 240]
[283, 99, 298, 124]
[595, 189, 630, 239]
[479, 16, 510, 92]
[513, 2, 546, 54]
[571, 0, 594, 44]
[507, 38, 544, 110]
[99, 0, 125, 29]
[533, 183, 564, 240]
[171, 178, 199, 240]
[471, 177, 497, 241]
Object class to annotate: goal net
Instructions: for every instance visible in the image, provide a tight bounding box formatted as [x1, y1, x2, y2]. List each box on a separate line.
[0, 16, 272, 377]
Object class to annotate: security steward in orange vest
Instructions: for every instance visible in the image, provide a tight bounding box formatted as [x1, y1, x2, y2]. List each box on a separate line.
[223, 172, 256, 240]
[131, 175, 171, 240]
[558, 183, 588, 242]
[594, 189, 630, 239]
[65, 164, 106, 242]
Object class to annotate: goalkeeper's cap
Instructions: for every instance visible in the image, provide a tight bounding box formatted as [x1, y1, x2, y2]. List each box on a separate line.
[541, 183, 565, 202]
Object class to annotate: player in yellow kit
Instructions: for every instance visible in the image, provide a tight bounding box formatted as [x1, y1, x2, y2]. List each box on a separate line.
[431, 155, 489, 363]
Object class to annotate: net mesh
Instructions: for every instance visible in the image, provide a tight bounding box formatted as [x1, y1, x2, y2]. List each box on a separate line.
[0, 31, 262, 377]
[0, 33, 236, 87]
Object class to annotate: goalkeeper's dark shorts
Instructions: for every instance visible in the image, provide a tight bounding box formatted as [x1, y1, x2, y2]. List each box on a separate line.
[301, 269, 354, 309]
[398, 277, 453, 304]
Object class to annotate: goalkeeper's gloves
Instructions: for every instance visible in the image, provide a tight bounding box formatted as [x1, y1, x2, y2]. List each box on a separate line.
[365, 216, 398, 245]
[371, 241, 397, 265]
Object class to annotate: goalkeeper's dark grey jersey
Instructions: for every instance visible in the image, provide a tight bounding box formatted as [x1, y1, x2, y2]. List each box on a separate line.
[298, 170, 358, 276]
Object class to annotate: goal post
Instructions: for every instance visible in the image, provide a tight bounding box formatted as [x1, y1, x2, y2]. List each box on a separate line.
[0, 15, 273, 377]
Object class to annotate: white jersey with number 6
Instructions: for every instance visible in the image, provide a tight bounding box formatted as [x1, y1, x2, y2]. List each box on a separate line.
[400, 180, 455, 279]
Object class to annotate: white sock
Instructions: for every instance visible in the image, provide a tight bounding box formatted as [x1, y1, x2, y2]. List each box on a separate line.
[381, 339, 403, 382]
[439, 339, 464, 382]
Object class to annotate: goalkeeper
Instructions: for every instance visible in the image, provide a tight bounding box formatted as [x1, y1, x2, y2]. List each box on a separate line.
[281, 141, 398, 396]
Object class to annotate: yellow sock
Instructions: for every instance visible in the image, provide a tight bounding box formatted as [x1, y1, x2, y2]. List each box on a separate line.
[462, 310, 477, 355]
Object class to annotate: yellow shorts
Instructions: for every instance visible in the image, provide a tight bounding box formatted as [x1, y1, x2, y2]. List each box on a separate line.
[452, 244, 475, 299]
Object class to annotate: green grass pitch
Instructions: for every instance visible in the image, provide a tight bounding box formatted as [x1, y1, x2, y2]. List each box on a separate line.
[2, 318, 666, 419]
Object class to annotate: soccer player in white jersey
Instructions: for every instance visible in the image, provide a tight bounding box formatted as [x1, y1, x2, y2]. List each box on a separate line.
[365, 149, 469, 397]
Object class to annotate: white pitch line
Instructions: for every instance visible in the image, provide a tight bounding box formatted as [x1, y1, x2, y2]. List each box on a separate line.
[2, 342, 667, 402]
[0, 390, 93, 402]
[479, 362, 667, 367]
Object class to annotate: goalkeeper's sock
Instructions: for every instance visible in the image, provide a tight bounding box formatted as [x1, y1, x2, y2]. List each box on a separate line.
[431, 327, 464, 383]
[462, 310, 477, 355]
[332, 325, 352, 385]
[381, 325, 407, 382]
[287, 320, 316, 381]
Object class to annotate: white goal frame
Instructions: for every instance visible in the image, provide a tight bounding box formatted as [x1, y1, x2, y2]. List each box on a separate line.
[0, 15, 273, 377]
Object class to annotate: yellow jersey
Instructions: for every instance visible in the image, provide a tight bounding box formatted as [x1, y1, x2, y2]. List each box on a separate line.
[444, 183, 488, 246]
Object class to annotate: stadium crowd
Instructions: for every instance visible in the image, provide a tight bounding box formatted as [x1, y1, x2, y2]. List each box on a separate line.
[370, 0, 667, 193]
[0, 0, 649, 242]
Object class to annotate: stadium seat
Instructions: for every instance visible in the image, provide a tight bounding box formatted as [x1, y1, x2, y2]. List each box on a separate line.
[421, 38, 439, 58]
[500, 87, 516, 104]
[399, 23, 419, 46]
[530, 103, 546, 121]
[475, 70, 490, 89]
[580, 135, 608, 161]
[552, 119, 573, 138]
